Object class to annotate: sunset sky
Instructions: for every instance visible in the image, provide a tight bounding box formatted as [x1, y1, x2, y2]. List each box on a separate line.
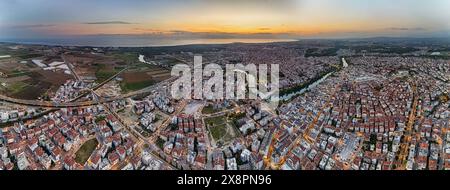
[1, 0, 449, 39]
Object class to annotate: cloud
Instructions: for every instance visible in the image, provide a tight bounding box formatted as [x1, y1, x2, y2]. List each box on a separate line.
[83, 21, 134, 25]
[10, 24, 55, 29]
[258, 27, 271, 31]
[387, 27, 426, 31]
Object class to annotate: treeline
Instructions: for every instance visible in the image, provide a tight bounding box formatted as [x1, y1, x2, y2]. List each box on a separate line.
[305, 48, 338, 57]
[279, 67, 337, 97]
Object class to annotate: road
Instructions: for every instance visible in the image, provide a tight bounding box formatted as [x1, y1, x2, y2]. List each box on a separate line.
[91, 89, 175, 170]
[264, 84, 339, 169]
[149, 100, 187, 143]
[0, 76, 176, 108]
[68, 66, 129, 102]
[396, 82, 418, 169]
[61, 54, 81, 81]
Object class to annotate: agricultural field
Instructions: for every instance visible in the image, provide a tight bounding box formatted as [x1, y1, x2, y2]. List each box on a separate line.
[3, 81, 29, 95]
[110, 52, 138, 65]
[7, 69, 31, 78]
[0, 44, 75, 100]
[94, 64, 118, 83]
[1, 44, 174, 97]
[0, 45, 43, 60]
[0, 67, 72, 100]
[63, 52, 129, 83]
[119, 66, 170, 93]
[0, 59, 38, 74]
[22, 70, 72, 100]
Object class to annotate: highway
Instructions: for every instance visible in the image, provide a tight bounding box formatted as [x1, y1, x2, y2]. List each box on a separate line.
[0, 76, 176, 108]
[0, 57, 180, 169]
[0, 93, 127, 108]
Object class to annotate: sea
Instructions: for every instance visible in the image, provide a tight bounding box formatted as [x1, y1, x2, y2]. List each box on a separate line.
[0, 36, 297, 47]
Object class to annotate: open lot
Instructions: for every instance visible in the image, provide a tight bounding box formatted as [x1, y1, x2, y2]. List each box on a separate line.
[184, 101, 203, 115]
[202, 104, 222, 114]
[75, 138, 99, 165]
[204, 115, 237, 145]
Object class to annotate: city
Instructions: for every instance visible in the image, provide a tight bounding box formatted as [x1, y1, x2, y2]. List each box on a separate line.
[0, 38, 448, 170]
[0, 0, 449, 176]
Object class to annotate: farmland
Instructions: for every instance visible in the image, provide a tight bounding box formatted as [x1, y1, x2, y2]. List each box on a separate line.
[0, 67, 72, 100]
[119, 66, 170, 93]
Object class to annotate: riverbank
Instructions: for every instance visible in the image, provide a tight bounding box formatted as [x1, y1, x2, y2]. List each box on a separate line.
[280, 71, 335, 101]
[279, 57, 347, 102]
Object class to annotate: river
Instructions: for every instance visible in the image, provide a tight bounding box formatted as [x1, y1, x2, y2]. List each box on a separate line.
[280, 71, 334, 101]
[279, 57, 347, 101]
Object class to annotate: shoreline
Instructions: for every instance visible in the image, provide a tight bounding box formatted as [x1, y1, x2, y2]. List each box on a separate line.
[0, 38, 298, 48]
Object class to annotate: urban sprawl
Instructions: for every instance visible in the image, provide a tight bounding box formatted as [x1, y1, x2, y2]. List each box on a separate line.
[0, 38, 449, 170]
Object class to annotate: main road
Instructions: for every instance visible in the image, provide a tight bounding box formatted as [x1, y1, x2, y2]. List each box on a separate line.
[61, 54, 81, 81]
[0, 75, 176, 108]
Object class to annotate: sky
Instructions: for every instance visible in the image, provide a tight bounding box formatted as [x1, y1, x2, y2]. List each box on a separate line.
[0, 0, 449, 40]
